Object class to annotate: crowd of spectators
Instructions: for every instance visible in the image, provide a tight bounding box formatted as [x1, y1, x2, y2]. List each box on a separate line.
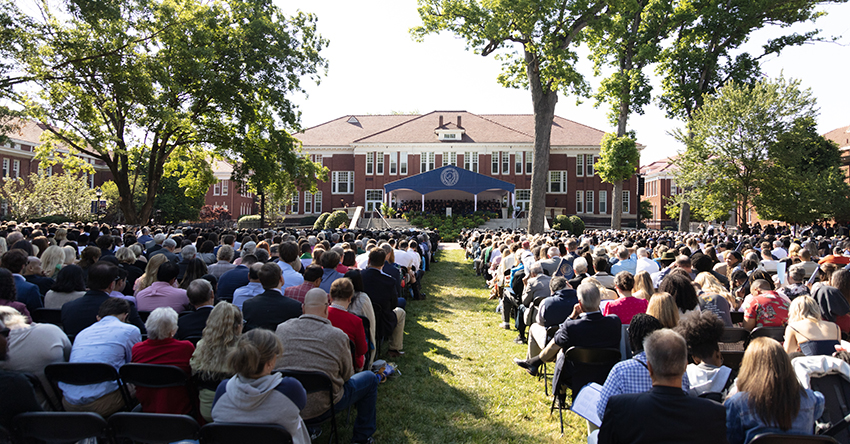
[0, 221, 439, 444]
[461, 224, 850, 443]
[395, 199, 501, 216]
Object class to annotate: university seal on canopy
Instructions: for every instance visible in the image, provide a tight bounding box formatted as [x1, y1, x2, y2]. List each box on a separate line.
[440, 167, 460, 187]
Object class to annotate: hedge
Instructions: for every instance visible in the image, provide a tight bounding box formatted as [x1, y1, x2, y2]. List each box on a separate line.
[553, 214, 572, 232]
[324, 210, 350, 230]
[237, 214, 261, 230]
[314, 212, 331, 230]
[568, 215, 585, 235]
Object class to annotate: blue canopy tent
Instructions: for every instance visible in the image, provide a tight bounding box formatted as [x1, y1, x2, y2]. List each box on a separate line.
[383, 165, 516, 215]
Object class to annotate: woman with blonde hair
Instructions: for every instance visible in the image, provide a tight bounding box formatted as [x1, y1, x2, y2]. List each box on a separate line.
[134, 254, 169, 294]
[784, 296, 840, 356]
[647, 292, 680, 329]
[726, 337, 824, 443]
[40, 245, 66, 280]
[62, 245, 77, 265]
[632, 271, 654, 300]
[54, 228, 68, 247]
[190, 302, 243, 422]
[583, 276, 618, 300]
[694, 272, 733, 326]
[211, 328, 310, 444]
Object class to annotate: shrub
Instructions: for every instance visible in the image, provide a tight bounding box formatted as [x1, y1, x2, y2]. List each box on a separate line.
[237, 214, 261, 230]
[31, 214, 73, 224]
[300, 215, 318, 227]
[568, 215, 585, 235]
[324, 210, 350, 230]
[314, 212, 331, 230]
[553, 214, 572, 232]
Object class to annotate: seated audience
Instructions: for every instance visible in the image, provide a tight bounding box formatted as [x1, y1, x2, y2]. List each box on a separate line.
[284, 264, 324, 304]
[243, 263, 302, 331]
[62, 262, 146, 336]
[40, 245, 66, 280]
[674, 311, 733, 400]
[274, 290, 378, 444]
[783, 295, 840, 356]
[659, 271, 700, 316]
[207, 245, 236, 279]
[217, 254, 257, 302]
[362, 248, 406, 357]
[694, 272, 734, 326]
[135, 261, 191, 313]
[232, 263, 264, 309]
[134, 254, 169, 295]
[178, 258, 208, 290]
[328, 278, 368, 371]
[2, 249, 43, 314]
[0, 318, 43, 430]
[598, 329, 727, 444]
[743, 279, 790, 331]
[277, 241, 305, 290]
[526, 277, 577, 360]
[646, 292, 680, 329]
[61, 298, 141, 416]
[131, 307, 195, 415]
[23, 255, 54, 296]
[726, 337, 824, 443]
[603, 271, 647, 324]
[0, 268, 31, 323]
[190, 302, 242, 422]
[176, 279, 216, 340]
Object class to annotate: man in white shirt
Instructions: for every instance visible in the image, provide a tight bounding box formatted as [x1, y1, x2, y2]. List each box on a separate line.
[771, 240, 788, 260]
[635, 247, 660, 274]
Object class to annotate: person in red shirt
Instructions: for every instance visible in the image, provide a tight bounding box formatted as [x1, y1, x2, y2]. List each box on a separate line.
[603, 272, 648, 324]
[743, 279, 790, 331]
[131, 306, 196, 416]
[327, 278, 368, 371]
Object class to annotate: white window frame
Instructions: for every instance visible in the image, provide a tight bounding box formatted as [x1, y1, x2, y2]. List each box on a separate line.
[366, 152, 374, 175]
[389, 152, 397, 175]
[586, 190, 594, 214]
[365, 189, 384, 212]
[548, 171, 567, 194]
[314, 191, 322, 213]
[516, 189, 531, 211]
[89, 173, 94, 189]
[2, 159, 8, 178]
[332, 171, 354, 194]
[622, 190, 630, 214]
[576, 154, 585, 177]
[491, 152, 499, 175]
[304, 191, 313, 214]
[290, 192, 299, 214]
[12, 160, 19, 178]
[576, 190, 583, 213]
[421, 152, 435, 173]
[501, 151, 510, 174]
[515, 152, 523, 174]
[221, 180, 228, 196]
[599, 190, 607, 214]
[585, 155, 594, 176]
[376, 153, 384, 175]
[464, 152, 479, 173]
[213, 182, 221, 196]
[400, 152, 408, 175]
[525, 151, 532, 175]
[311, 154, 323, 166]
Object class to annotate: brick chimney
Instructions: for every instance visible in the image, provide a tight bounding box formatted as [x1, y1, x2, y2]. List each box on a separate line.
[457, 116, 462, 128]
[439, 115, 443, 127]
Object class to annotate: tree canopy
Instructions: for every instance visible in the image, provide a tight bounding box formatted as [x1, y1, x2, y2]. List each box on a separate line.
[6, 0, 327, 225]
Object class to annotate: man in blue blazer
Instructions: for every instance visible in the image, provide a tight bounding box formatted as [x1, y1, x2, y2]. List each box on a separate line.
[242, 263, 302, 332]
[61, 262, 146, 337]
[361, 247, 406, 357]
[216, 254, 257, 302]
[2, 249, 43, 314]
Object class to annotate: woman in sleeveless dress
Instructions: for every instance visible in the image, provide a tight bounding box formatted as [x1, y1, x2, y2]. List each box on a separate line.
[784, 295, 840, 356]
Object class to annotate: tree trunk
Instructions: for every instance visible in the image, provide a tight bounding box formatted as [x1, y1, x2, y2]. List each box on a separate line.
[612, 179, 623, 229]
[260, 191, 266, 229]
[526, 49, 558, 235]
[679, 202, 691, 232]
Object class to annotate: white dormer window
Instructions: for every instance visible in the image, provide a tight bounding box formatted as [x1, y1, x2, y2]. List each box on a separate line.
[435, 128, 464, 141]
[347, 116, 360, 124]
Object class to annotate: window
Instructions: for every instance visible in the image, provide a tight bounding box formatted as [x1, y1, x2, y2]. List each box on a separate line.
[366, 152, 374, 175]
[290, 192, 299, 214]
[599, 191, 607, 214]
[12, 160, 19, 178]
[89, 173, 94, 189]
[548, 171, 567, 193]
[502, 151, 509, 174]
[526, 151, 532, 174]
[332, 171, 354, 194]
[491, 152, 499, 174]
[577, 154, 584, 177]
[442, 152, 449, 167]
[376, 153, 384, 175]
[400, 152, 408, 175]
[314, 191, 322, 213]
[304, 191, 313, 213]
[389, 152, 397, 175]
[421, 152, 435, 172]
[585, 155, 595, 176]
[311, 154, 323, 166]
[622, 190, 630, 213]
[670, 181, 678, 195]
[515, 152, 523, 174]
[464, 152, 479, 173]
[449, 152, 457, 166]
[241, 182, 251, 198]
[213, 181, 221, 196]
[365, 189, 383, 212]
[2, 159, 8, 178]
[221, 180, 228, 196]
[586, 190, 594, 214]
[516, 189, 530, 211]
[576, 190, 583, 213]
[39, 164, 52, 177]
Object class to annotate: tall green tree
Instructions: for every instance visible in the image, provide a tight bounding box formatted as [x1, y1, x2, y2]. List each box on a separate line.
[585, 0, 671, 229]
[755, 117, 850, 225]
[413, 0, 610, 234]
[655, 0, 844, 230]
[12, 0, 328, 225]
[670, 77, 818, 224]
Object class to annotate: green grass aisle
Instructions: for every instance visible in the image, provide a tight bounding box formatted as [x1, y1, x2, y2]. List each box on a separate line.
[366, 249, 586, 443]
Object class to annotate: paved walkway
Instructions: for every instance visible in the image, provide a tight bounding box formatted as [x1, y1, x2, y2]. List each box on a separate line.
[439, 242, 462, 250]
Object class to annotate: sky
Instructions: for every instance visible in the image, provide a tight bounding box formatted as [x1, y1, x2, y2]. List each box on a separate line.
[275, 0, 850, 166]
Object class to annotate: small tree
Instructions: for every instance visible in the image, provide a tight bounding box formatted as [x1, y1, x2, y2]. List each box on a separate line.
[596, 133, 640, 229]
[569, 215, 585, 235]
[1, 172, 94, 221]
[314, 212, 331, 230]
[553, 215, 573, 233]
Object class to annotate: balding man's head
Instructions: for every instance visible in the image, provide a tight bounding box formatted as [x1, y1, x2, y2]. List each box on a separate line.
[751, 279, 772, 295]
[303, 288, 329, 317]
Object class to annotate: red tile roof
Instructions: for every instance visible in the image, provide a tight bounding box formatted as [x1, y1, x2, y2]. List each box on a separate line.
[640, 156, 679, 176]
[294, 111, 609, 147]
[823, 125, 850, 149]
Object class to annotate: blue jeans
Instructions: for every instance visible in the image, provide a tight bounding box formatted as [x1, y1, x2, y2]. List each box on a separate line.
[334, 371, 379, 442]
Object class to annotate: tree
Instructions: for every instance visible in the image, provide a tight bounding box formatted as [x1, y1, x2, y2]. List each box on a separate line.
[585, 0, 671, 229]
[12, 0, 328, 225]
[655, 0, 844, 230]
[755, 117, 850, 225]
[670, 77, 818, 225]
[639, 199, 652, 227]
[413, 0, 610, 234]
[1, 172, 94, 221]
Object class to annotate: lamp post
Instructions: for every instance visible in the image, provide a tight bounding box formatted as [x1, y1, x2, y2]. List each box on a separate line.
[95, 187, 102, 224]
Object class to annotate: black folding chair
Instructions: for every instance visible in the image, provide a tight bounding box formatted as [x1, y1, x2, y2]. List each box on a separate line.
[551, 347, 621, 434]
[720, 327, 750, 351]
[12, 411, 109, 443]
[119, 363, 192, 415]
[109, 412, 199, 444]
[199, 423, 293, 444]
[31, 308, 63, 328]
[750, 326, 786, 344]
[809, 372, 850, 442]
[184, 335, 203, 346]
[44, 362, 132, 412]
[539, 325, 560, 396]
[278, 370, 339, 444]
[721, 350, 745, 372]
[730, 311, 745, 325]
[371, 302, 387, 357]
[749, 433, 838, 443]
[23, 372, 60, 412]
[357, 315, 373, 368]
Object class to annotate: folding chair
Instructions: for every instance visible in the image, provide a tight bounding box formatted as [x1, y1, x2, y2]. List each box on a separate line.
[31, 308, 63, 328]
[184, 335, 203, 346]
[44, 362, 132, 412]
[357, 315, 374, 369]
[371, 302, 387, 357]
[749, 433, 838, 443]
[119, 363, 193, 415]
[109, 412, 199, 444]
[199, 423, 292, 444]
[550, 347, 621, 434]
[23, 372, 60, 412]
[730, 311, 745, 325]
[750, 326, 786, 344]
[720, 327, 750, 351]
[809, 372, 850, 442]
[277, 370, 339, 444]
[721, 350, 745, 372]
[539, 325, 560, 396]
[12, 411, 109, 443]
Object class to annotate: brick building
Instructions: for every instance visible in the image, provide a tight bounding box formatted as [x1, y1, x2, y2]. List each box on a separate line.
[266, 110, 640, 227]
[639, 157, 680, 229]
[0, 119, 112, 218]
[823, 124, 850, 181]
[204, 160, 257, 218]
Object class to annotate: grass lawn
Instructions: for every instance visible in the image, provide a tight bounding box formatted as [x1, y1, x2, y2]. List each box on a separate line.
[330, 248, 587, 443]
